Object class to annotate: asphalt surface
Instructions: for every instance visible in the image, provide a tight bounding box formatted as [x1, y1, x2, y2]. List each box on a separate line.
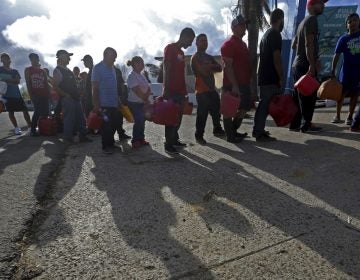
[1, 107, 360, 279]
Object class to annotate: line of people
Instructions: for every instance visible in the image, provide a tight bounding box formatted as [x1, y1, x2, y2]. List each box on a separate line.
[0, 0, 359, 155]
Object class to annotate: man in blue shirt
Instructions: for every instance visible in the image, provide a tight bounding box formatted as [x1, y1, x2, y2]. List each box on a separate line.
[331, 13, 360, 128]
[92, 47, 122, 154]
[0, 53, 31, 135]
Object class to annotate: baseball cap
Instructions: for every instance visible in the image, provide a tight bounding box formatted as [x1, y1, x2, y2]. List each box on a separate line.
[28, 53, 39, 59]
[307, 0, 328, 8]
[81, 54, 92, 61]
[231, 15, 250, 29]
[56, 50, 73, 58]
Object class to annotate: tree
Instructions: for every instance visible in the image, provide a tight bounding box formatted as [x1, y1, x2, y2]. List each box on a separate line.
[233, 0, 271, 95]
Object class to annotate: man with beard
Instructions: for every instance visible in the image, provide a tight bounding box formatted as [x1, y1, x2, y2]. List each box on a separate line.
[289, 0, 328, 133]
[253, 8, 284, 141]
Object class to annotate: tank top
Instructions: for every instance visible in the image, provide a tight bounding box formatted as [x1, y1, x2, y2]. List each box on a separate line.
[27, 66, 49, 97]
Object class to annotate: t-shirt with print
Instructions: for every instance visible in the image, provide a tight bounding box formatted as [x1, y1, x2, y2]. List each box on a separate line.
[335, 30, 360, 88]
[127, 71, 150, 103]
[258, 27, 282, 86]
[293, 15, 319, 69]
[191, 52, 218, 94]
[26, 66, 49, 97]
[0, 67, 22, 98]
[164, 43, 186, 95]
[91, 61, 118, 108]
[221, 35, 251, 87]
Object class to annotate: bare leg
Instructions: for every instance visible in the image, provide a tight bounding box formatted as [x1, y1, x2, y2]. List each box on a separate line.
[8, 112, 18, 128]
[335, 96, 344, 119]
[347, 94, 359, 120]
[23, 111, 32, 127]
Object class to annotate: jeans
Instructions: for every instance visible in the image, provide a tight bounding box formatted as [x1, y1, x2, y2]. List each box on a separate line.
[195, 91, 222, 138]
[31, 96, 50, 133]
[128, 102, 145, 142]
[62, 96, 87, 140]
[253, 85, 280, 137]
[165, 94, 185, 146]
[290, 66, 317, 129]
[101, 107, 122, 149]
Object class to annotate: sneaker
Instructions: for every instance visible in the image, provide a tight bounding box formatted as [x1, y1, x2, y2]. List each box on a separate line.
[102, 147, 114, 154]
[196, 137, 207, 145]
[227, 137, 243, 143]
[331, 116, 343, 124]
[256, 134, 277, 142]
[132, 141, 143, 149]
[350, 127, 360, 132]
[346, 118, 353, 126]
[30, 131, 40, 137]
[235, 132, 248, 138]
[79, 136, 93, 143]
[306, 124, 322, 133]
[173, 140, 187, 147]
[165, 145, 179, 154]
[140, 139, 150, 145]
[119, 133, 131, 141]
[213, 128, 225, 136]
[14, 127, 22, 135]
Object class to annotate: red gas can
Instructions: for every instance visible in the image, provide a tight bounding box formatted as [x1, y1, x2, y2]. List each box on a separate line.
[294, 74, 320, 96]
[220, 92, 240, 118]
[269, 95, 298, 127]
[87, 111, 103, 130]
[38, 116, 57, 136]
[150, 98, 181, 126]
[183, 100, 193, 115]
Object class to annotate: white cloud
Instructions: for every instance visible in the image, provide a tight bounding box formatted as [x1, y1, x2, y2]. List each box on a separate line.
[2, 0, 234, 70]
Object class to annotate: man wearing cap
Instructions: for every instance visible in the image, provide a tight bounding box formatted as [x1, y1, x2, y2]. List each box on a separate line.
[220, 15, 252, 143]
[24, 53, 50, 136]
[53, 50, 91, 143]
[0, 53, 32, 135]
[290, 0, 328, 133]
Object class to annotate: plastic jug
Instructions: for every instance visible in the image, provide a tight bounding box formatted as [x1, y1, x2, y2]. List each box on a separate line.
[150, 98, 181, 126]
[38, 116, 57, 136]
[220, 92, 240, 118]
[87, 111, 103, 130]
[317, 79, 342, 101]
[269, 95, 298, 127]
[294, 74, 320, 96]
[119, 105, 134, 123]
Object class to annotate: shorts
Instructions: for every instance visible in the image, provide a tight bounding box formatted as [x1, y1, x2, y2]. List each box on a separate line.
[4, 97, 28, 112]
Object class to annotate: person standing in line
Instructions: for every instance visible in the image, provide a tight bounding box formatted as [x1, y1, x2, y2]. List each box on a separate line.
[114, 65, 131, 140]
[289, 0, 328, 133]
[220, 15, 252, 143]
[92, 47, 122, 154]
[24, 53, 50, 136]
[82, 54, 94, 118]
[331, 13, 360, 127]
[253, 8, 285, 142]
[0, 53, 31, 135]
[52, 50, 91, 144]
[190, 33, 225, 145]
[163, 27, 195, 154]
[126, 56, 152, 148]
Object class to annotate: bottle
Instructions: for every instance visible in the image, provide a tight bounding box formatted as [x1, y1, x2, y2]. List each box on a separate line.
[102, 110, 109, 122]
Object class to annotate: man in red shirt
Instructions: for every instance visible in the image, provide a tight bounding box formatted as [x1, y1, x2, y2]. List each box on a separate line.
[221, 15, 252, 143]
[24, 53, 50, 136]
[163, 27, 195, 154]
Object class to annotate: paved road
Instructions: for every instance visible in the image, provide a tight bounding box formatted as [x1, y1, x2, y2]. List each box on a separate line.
[1, 107, 360, 279]
[0, 112, 67, 279]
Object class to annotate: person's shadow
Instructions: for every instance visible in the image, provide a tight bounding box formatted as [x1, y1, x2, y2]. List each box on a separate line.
[91, 142, 252, 279]
[180, 148, 360, 278]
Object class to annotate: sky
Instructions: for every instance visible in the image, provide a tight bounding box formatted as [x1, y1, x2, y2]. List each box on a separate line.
[0, 0, 359, 81]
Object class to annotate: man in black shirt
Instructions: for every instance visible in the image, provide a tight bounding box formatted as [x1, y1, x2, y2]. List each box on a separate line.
[290, 0, 328, 133]
[253, 8, 284, 141]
